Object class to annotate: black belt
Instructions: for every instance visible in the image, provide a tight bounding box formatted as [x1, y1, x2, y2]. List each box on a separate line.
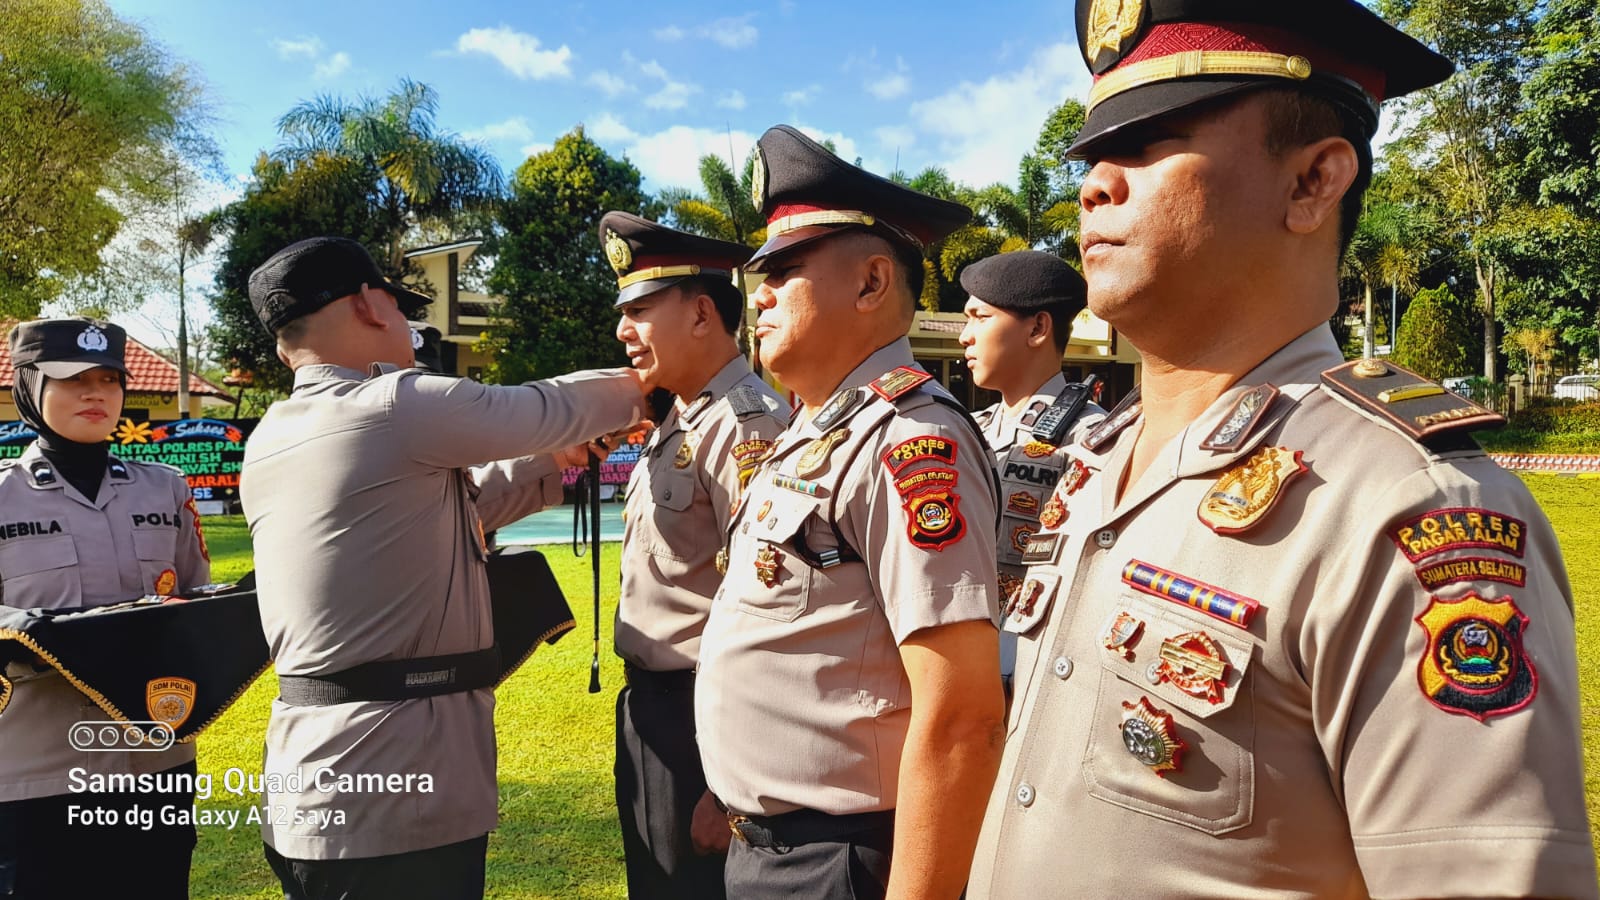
[622, 663, 696, 694]
[277, 645, 500, 706]
[726, 808, 895, 849]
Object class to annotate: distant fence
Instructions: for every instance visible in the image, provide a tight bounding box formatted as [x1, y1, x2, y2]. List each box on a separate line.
[1490, 454, 1600, 474]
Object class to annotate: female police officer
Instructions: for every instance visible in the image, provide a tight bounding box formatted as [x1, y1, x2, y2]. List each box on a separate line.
[0, 318, 210, 899]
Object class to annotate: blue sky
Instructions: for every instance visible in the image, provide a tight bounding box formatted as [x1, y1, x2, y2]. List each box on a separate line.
[108, 0, 1092, 194]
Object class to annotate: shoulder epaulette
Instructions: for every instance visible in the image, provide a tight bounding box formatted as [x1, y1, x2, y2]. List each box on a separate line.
[868, 366, 933, 403]
[27, 459, 56, 485]
[1321, 359, 1503, 448]
[681, 391, 714, 425]
[725, 384, 774, 419]
[1018, 400, 1050, 429]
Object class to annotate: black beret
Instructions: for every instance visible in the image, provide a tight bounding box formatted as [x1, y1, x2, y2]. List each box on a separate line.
[409, 323, 444, 373]
[1069, 0, 1453, 157]
[248, 236, 431, 333]
[746, 125, 972, 271]
[598, 212, 754, 306]
[959, 251, 1087, 319]
[8, 317, 128, 378]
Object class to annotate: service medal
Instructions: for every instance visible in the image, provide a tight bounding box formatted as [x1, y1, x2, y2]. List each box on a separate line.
[1039, 492, 1067, 529]
[1119, 696, 1184, 777]
[754, 545, 782, 587]
[673, 435, 696, 469]
[1154, 631, 1230, 704]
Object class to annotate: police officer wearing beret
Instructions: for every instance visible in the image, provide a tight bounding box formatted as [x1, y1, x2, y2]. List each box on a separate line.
[694, 126, 1004, 900]
[240, 236, 649, 899]
[0, 318, 210, 899]
[970, 2, 1598, 897]
[957, 251, 1105, 684]
[600, 212, 786, 899]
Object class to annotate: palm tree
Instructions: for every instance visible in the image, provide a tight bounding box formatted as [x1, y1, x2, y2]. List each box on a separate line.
[274, 78, 503, 271]
[1344, 200, 1423, 359]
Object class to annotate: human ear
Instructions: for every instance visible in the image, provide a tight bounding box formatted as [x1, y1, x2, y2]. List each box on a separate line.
[1285, 137, 1358, 237]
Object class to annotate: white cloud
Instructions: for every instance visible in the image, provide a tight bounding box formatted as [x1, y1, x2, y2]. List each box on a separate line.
[456, 26, 573, 80]
[868, 72, 910, 100]
[782, 85, 820, 106]
[909, 39, 1087, 186]
[597, 125, 761, 190]
[313, 51, 350, 80]
[519, 142, 552, 158]
[273, 36, 322, 60]
[588, 70, 632, 97]
[586, 112, 638, 143]
[463, 116, 536, 145]
[652, 14, 758, 49]
[875, 125, 916, 151]
[638, 59, 670, 81]
[622, 56, 700, 111]
[716, 90, 747, 110]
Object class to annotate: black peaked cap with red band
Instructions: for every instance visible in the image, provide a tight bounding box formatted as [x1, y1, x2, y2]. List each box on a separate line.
[599, 211, 754, 306]
[1069, 0, 1453, 157]
[746, 125, 972, 272]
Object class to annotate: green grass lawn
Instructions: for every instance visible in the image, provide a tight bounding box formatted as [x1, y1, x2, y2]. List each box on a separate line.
[188, 476, 1600, 897]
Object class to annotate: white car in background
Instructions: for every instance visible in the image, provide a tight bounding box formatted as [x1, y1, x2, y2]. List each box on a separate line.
[1554, 374, 1600, 401]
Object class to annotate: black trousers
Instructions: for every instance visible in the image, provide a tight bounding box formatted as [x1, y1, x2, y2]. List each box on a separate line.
[264, 834, 488, 900]
[723, 816, 894, 900]
[615, 680, 726, 900]
[0, 759, 197, 900]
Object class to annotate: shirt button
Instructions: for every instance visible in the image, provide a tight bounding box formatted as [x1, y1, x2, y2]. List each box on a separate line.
[1095, 529, 1117, 549]
[663, 490, 672, 501]
[1053, 657, 1074, 680]
[1016, 783, 1035, 807]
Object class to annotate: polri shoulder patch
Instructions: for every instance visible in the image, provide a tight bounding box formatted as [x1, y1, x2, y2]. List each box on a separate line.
[1081, 386, 1142, 452]
[883, 435, 959, 474]
[869, 366, 932, 402]
[1390, 508, 1526, 562]
[1416, 593, 1536, 720]
[1321, 359, 1503, 448]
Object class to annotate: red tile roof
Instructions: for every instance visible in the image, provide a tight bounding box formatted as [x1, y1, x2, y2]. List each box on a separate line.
[0, 332, 233, 400]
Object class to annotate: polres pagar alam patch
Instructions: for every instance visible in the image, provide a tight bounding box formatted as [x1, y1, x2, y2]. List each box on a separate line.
[1390, 508, 1526, 562]
[882, 435, 958, 474]
[1415, 593, 1536, 720]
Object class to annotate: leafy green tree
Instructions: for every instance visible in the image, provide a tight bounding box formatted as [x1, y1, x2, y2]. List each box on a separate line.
[1519, 0, 1600, 218]
[1378, 0, 1540, 382]
[485, 127, 658, 383]
[1394, 283, 1476, 380]
[275, 78, 503, 272]
[0, 0, 201, 316]
[206, 154, 390, 392]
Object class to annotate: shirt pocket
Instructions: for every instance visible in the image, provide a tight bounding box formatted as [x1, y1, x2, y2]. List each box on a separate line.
[132, 526, 179, 594]
[734, 491, 817, 623]
[0, 535, 83, 610]
[1080, 590, 1257, 835]
[638, 465, 697, 563]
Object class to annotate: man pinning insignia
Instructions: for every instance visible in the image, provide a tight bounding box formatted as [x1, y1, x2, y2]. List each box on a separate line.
[602, 211, 786, 899]
[957, 249, 1105, 684]
[694, 125, 1005, 900]
[240, 236, 649, 899]
[968, 1, 1597, 897]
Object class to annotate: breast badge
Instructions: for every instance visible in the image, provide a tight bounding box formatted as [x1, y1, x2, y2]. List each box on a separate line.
[1003, 573, 1059, 634]
[1022, 440, 1056, 459]
[1416, 593, 1536, 720]
[673, 436, 696, 469]
[1010, 524, 1035, 554]
[796, 428, 849, 479]
[1119, 696, 1184, 777]
[1101, 611, 1144, 659]
[1007, 491, 1040, 516]
[154, 568, 178, 596]
[732, 439, 773, 488]
[754, 545, 782, 588]
[1152, 632, 1230, 704]
[1039, 491, 1067, 529]
[1197, 446, 1307, 535]
[1061, 458, 1091, 496]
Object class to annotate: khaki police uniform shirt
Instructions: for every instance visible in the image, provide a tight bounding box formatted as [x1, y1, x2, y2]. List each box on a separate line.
[617, 357, 785, 672]
[0, 442, 209, 801]
[969, 325, 1597, 899]
[695, 338, 1000, 816]
[242, 364, 640, 860]
[977, 374, 1106, 677]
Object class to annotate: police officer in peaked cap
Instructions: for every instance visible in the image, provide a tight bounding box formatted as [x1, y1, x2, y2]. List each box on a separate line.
[969, 2, 1597, 896]
[694, 126, 1005, 900]
[601, 211, 785, 899]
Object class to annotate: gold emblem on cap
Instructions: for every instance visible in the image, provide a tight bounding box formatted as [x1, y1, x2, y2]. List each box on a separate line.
[1087, 0, 1145, 69]
[605, 230, 632, 276]
[750, 145, 767, 210]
